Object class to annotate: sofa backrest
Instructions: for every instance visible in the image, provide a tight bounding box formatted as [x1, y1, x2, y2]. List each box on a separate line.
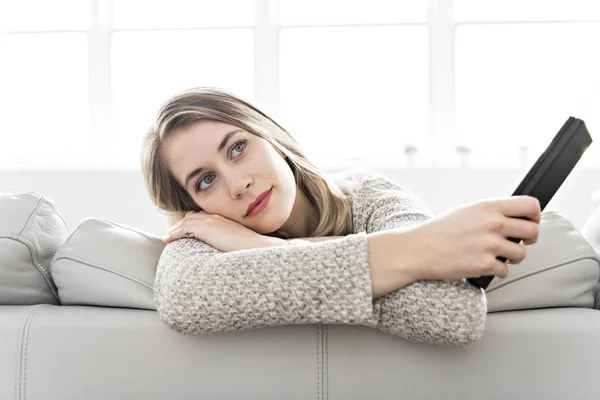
[51, 210, 600, 314]
[51, 217, 164, 310]
[0, 192, 69, 305]
[2, 191, 599, 313]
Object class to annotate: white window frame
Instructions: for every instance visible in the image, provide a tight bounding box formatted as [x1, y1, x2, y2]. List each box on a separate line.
[3, 0, 598, 169]
[89, 0, 113, 166]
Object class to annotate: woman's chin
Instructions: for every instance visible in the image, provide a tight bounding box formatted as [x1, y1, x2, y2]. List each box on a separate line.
[252, 216, 285, 235]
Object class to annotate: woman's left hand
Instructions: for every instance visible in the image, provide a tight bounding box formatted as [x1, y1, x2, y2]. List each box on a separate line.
[162, 211, 279, 252]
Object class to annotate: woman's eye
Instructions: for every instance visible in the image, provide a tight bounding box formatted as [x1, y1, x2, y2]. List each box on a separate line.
[232, 140, 246, 156]
[196, 174, 215, 192]
[194, 140, 247, 192]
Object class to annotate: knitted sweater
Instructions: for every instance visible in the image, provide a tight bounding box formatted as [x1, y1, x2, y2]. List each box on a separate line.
[154, 169, 487, 347]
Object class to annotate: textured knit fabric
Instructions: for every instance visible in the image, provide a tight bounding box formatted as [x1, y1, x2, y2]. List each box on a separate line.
[154, 169, 487, 347]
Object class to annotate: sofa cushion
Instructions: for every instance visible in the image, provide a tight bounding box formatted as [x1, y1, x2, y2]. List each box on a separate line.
[300, 212, 600, 313]
[0, 192, 69, 305]
[582, 204, 600, 251]
[49, 211, 599, 313]
[581, 203, 600, 309]
[51, 218, 165, 310]
[486, 211, 600, 312]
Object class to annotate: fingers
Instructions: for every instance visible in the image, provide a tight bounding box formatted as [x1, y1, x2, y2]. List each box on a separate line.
[497, 262, 510, 279]
[494, 217, 540, 245]
[520, 235, 539, 246]
[164, 225, 196, 243]
[164, 214, 203, 243]
[487, 196, 541, 246]
[491, 259, 510, 279]
[471, 256, 510, 280]
[163, 226, 179, 243]
[495, 240, 527, 264]
[498, 196, 541, 224]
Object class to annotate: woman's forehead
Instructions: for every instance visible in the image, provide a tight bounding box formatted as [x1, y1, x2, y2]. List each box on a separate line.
[162, 122, 246, 184]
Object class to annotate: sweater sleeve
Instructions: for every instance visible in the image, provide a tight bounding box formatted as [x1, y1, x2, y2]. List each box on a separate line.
[153, 232, 380, 335]
[352, 171, 487, 347]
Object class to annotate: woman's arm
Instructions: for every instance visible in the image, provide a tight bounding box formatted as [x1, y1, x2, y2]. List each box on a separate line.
[273, 234, 422, 299]
[276, 171, 486, 346]
[351, 171, 487, 347]
[154, 233, 383, 335]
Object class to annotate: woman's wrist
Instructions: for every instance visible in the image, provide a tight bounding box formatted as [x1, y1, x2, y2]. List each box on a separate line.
[367, 230, 425, 298]
[260, 236, 289, 247]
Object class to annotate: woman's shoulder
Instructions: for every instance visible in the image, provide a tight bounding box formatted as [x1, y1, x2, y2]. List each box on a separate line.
[332, 167, 432, 212]
[330, 168, 399, 194]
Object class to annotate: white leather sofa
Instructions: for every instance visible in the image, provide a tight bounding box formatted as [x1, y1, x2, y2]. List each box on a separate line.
[2, 191, 600, 400]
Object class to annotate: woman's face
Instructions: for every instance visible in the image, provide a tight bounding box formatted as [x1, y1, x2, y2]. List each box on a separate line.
[161, 120, 298, 234]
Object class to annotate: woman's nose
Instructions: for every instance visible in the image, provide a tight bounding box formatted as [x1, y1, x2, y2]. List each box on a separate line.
[229, 175, 252, 198]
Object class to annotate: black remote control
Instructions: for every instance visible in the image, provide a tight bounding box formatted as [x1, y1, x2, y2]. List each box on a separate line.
[467, 117, 593, 290]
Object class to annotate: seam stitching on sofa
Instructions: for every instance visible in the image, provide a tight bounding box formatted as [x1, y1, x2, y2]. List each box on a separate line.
[88, 217, 163, 249]
[54, 220, 84, 256]
[14, 195, 61, 300]
[487, 253, 600, 292]
[325, 324, 329, 400]
[41, 195, 70, 235]
[14, 305, 46, 400]
[317, 324, 320, 400]
[18, 236, 61, 301]
[0, 236, 60, 302]
[23, 305, 46, 400]
[52, 255, 153, 289]
[13, 310, 24, 400]
[12, 195, 61, 301]
[16, 196, 41, 241]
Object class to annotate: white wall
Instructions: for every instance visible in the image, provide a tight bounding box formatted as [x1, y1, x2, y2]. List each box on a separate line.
[1, 168, 598, 237]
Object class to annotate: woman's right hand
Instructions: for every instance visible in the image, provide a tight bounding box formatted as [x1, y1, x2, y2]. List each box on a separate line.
[404, 196, 541, 282]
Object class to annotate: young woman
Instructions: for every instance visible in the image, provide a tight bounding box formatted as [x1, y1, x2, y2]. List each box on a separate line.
[140, 87, 541, 347]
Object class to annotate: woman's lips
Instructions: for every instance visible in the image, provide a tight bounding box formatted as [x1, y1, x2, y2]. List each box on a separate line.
[246, 187, 273, 217]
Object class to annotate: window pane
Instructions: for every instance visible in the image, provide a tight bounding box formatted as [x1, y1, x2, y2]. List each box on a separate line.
[113, 0, 255, 29]
[280, 26, 429, 167]
[0, 33, 90, 168]
[455, 23, 600, 168]
[455, 0, 600, 22]
[0, 0, 90, 32]
[279, 0, 427, 25]
[111, 29, 255, 167]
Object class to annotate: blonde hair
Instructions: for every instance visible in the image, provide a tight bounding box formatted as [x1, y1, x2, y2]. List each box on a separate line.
[140, 86, 357, 239]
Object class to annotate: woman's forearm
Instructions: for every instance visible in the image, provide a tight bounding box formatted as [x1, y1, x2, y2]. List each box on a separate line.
[367, 230, 422, 299]
[267, 231, 423, 299]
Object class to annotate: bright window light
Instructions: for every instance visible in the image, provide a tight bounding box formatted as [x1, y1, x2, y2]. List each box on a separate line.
[279, 26, 429, 167]
[0, 0, 90, 32]
[279, 0, 427, 25]
[111, 29, 255, 167]
[456, 23, 600, 168]
[0, 33, 90, 168]
[455, 0, 600, 22]
[112, 0, 255, 29]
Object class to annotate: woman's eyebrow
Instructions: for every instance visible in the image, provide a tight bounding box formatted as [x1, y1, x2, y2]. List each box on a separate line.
[183, 129, 244, 189]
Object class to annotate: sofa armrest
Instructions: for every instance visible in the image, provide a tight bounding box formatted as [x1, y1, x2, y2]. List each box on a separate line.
[486, 211, 600, 312]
